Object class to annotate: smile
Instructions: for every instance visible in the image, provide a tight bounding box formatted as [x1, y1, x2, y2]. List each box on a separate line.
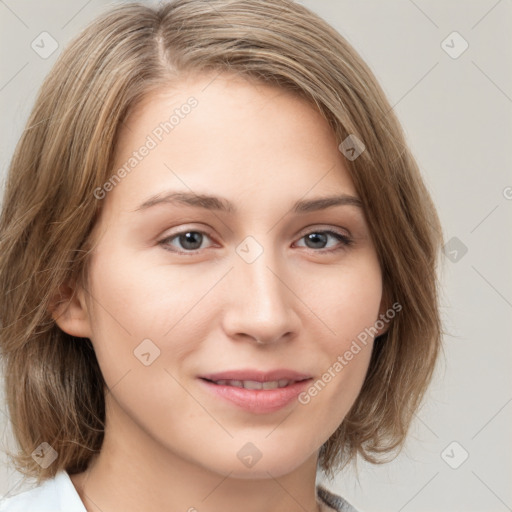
[206, 379, 296, 389]
[198, 369, 313, 414]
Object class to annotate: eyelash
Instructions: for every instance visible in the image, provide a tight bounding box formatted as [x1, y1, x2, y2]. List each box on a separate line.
[158, 228, 353, 255]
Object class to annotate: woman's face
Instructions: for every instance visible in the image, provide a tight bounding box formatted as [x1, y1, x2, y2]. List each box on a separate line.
[68, 73, 387, 478]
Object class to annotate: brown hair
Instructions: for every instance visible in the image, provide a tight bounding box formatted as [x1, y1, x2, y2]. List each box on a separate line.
[0, 0, 443, 483]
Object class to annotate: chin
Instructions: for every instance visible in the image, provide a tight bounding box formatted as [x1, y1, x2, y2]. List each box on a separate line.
[201, 443, 318, 480]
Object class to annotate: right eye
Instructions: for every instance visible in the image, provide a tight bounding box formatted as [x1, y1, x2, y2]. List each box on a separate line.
[159, 230, 216, 254]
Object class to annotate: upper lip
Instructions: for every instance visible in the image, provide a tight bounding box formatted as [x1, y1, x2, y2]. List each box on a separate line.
[200, 369, 312, 382]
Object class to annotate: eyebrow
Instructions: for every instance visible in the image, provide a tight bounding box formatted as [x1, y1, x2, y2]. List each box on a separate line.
[133, 191, 363, 214]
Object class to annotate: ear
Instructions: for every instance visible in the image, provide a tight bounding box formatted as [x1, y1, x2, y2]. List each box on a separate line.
[49, 279, 93, 339]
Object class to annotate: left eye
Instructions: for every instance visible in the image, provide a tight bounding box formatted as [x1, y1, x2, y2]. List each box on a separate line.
[159, 229, 352, 254]
[294, 230, 352, 251]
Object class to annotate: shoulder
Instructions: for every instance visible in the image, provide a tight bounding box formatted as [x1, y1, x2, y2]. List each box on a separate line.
[0, 471, 86, 512]
[317, 484, 360, 512]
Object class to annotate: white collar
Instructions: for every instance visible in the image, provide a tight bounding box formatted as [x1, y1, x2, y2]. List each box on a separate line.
[0, 470, 86, 512]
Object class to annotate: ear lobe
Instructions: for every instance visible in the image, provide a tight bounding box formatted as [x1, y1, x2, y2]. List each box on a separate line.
[49, 281, 92, 339]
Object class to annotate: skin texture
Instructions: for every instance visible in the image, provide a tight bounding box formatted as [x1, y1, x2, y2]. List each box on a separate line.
[54, 73, 388, 512]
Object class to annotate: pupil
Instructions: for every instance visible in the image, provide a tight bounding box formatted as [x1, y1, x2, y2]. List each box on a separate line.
[306, 232, 327, 249]
[181, 232, 202, 250]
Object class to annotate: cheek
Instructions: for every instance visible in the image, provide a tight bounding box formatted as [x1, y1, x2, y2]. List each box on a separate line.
[317, 255, 383, 348]
[298, 256, 382, 426]
[83, 251, 187, 386]
[83, 250, 211, 440]
[86, 246, 216, 342]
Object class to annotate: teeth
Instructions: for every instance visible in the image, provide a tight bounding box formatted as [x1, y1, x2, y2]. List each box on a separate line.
[213, 379, 292, 389]
[243, 380, 263, 389]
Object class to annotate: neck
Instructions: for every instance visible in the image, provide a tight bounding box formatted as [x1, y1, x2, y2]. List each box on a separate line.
[70, 400, 323, 512]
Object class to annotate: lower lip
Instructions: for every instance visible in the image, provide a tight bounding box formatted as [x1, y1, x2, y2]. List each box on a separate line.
[199, 379, 312, 414]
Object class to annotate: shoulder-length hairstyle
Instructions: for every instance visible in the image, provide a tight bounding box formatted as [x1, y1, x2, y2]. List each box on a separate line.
[0, 0, 443, 483]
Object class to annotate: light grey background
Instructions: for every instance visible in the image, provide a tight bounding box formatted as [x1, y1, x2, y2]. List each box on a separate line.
[1, 1, 511, 511]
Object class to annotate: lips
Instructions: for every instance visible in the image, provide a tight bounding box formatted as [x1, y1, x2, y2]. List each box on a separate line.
[198, 369, 313, 414]
[200, 369, 312, 383]
[209, 379, 293, 389]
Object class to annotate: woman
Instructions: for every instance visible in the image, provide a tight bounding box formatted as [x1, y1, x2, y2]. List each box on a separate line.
[0, 1, 443, 511]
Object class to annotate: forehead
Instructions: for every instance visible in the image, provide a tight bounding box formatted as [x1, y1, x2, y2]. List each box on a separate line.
[107, 72, 358, 213]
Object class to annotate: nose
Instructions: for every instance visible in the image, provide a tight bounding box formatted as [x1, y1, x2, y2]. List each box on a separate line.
[221, 242, 301, 345]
